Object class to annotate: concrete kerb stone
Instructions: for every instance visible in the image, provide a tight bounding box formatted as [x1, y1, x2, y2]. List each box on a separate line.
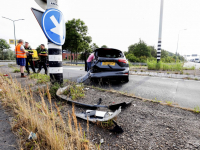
[130, 71, 200, 80]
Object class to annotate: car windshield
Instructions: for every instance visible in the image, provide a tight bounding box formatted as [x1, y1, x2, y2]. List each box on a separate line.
[97, 49, 123, 58]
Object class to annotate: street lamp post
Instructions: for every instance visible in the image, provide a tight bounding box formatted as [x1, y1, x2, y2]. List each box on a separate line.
[2, 17, 24, 63]
[2, 17, 24, 46]
[175, 29, 187, 62]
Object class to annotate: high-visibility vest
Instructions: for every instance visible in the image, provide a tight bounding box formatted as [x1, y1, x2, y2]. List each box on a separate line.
[15, 44, 26, 58]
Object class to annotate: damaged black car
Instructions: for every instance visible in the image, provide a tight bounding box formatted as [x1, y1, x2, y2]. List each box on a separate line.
[90, 48, 129, 82]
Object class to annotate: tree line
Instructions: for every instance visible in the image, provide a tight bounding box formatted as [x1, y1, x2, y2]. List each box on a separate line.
[125, 39, 185, 63]
[0, 39, 15, 60]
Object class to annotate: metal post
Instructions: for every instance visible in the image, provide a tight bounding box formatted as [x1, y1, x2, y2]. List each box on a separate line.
[13, 21, 17, 64]
[13, 21, 16, 46]
[47, 0, 63, 84]
[2, 17, 24, 64]
[157, 0, 164, 63]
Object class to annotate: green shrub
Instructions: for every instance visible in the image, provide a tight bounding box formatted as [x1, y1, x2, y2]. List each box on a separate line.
[147, 60, 183, 71]
[49, 82, 61, 98]
[183, 66, 195, 70]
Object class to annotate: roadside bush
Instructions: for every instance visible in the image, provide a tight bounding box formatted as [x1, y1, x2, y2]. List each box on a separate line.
[147, 60, 157, 70]
[126, 53, 138, 62]
[156, 61, 162, 70]
[147, 60, 183, 71]
[139, 56, 147, 63]
[183, 66, 195, 70]
[162, 63, 171, 71]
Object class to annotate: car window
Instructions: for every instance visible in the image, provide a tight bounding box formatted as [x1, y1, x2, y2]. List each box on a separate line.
[97, 50, 123, 58]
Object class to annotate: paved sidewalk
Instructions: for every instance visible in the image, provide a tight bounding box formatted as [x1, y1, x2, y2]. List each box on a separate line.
[0, 102, 18, 150]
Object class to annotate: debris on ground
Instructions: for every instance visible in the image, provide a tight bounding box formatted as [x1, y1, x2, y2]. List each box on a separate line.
[57, 86, 133, 110]
[100, 139, 104, 144]
[3, 74, 8, 76]
[75, 107, 121, 122]
[77, 71, 91, 83]
[109, 120, 124, 134]
[28, 132, 37, 140]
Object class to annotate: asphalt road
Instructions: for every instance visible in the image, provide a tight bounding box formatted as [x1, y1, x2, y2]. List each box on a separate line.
[1, 62, 199, 109]
[62, 65, 200, 109]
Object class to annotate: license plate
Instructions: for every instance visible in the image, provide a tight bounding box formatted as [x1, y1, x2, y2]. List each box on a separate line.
[102, 62, 115, 66]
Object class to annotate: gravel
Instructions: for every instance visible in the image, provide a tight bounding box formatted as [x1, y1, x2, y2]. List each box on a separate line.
[59, 87, 200, 150]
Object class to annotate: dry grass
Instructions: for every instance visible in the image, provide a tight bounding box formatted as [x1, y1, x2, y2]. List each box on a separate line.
[0, 75, 94, 150]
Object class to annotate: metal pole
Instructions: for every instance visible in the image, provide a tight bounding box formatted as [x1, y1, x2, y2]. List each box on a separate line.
[13, 21, 16, 46]
[175, 29, 187, 63]
[157, 0, 164, 63]
[2, 17, 24, 64]
[13, 21, 17, 64]
[47, 0, 63, 84]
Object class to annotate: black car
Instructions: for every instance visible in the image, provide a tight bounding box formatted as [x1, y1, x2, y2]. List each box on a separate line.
[90, 48, 129, 82]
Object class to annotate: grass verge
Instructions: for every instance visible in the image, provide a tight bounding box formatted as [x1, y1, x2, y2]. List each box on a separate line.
[8, 64, 27, 73]
[147, 60, 183, 71]
[0, 75, 93, 150]
[29, 73, 50, 84]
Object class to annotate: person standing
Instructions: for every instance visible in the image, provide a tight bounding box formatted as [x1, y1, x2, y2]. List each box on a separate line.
[24, 42, 36, 75]
[15, 39, 29, 78]
[37, 44, 48, 74]
[87, 53, 94, 72]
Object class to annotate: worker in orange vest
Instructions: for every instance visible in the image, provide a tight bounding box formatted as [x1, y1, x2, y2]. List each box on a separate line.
[15, 39, 29, 78]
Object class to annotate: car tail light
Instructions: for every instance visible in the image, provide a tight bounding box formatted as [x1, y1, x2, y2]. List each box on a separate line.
[118, 59, 128, 64]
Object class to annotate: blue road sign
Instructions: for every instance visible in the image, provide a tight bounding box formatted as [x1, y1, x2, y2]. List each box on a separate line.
[42, 8, 66, 46]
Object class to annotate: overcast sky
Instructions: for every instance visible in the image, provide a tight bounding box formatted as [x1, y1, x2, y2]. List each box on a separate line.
[1, 0, 200, 56]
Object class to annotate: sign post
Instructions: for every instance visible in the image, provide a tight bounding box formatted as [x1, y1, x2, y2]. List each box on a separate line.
[157, 0, 164, 63]
[33, 0, 65, 84]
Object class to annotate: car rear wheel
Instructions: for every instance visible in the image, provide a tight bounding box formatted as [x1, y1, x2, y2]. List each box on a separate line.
[124, 76, 129, 82]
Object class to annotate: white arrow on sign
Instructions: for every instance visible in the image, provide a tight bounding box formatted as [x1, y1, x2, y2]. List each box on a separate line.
[50, 15, 63, 38]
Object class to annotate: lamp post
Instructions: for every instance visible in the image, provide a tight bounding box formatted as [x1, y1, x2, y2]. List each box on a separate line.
[2, 17, 24, 46]
[175, 29, 187, 62]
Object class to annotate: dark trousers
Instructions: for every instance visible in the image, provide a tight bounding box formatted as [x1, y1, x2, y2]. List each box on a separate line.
[38, 61, 47, 74]
[87, 62, 91, 72]
[26, 58, 35, 73]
